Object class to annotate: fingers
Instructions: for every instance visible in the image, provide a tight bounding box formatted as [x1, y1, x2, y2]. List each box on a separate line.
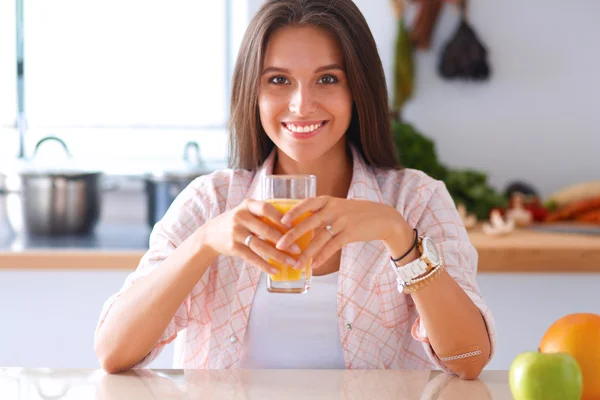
[235, 241, 280, 275]
[245, 199, 288, 232]
[245, 233, 298, 270]
[293, 227, 331, 270]
[280, 196, 329, 228]
[276, 212, 323, 251]
[231, 216, 296, 274]
[242, 200, 301, 254]
[313, 234, 345, 268]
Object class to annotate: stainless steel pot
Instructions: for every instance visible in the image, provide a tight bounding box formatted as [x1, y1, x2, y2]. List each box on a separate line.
[144, 141, 209, 228]
[0, 136, 113, 236]
[145, 172, 200, 228]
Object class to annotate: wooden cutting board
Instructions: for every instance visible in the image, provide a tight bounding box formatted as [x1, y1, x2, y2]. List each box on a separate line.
[468, 224, 600, 272]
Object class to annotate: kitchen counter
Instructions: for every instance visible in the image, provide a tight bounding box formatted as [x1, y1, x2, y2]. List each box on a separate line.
[0, 368, 511, 399]
[1, 222, 600, 272]
[0, 223, 149, 270]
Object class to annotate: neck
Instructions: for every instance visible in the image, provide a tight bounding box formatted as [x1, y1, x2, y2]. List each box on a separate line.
[273, 145, 353, 198]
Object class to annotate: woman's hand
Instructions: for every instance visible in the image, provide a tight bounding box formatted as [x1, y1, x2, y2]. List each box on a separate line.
[275, 196, 407, 269]
[204, 199, 301, 275]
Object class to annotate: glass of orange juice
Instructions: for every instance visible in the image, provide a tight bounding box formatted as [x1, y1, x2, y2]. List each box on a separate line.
[262, 174, 316, 294]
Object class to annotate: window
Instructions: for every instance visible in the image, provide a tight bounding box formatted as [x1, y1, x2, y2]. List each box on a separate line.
[4, 0, 246, 166]
[0, 0, 16, 129]
[0, 0, 17, 161]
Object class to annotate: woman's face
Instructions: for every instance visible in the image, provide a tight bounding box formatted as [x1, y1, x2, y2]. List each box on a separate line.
[258, 25, 353, 165]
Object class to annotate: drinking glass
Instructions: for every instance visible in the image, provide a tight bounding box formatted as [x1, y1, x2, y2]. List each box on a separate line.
[262, 174, 316, 294]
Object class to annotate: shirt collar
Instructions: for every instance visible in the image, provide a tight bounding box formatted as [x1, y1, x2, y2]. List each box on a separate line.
[245, 144, 384, 203]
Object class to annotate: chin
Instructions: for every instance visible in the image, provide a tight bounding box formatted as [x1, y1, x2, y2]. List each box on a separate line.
[278, 145, 325, 165]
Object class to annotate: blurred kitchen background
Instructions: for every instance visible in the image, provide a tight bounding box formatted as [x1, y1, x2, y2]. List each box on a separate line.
[0, 0, 599, 371]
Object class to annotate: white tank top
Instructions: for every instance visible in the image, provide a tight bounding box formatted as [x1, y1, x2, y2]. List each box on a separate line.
[238, 271, 346, 369]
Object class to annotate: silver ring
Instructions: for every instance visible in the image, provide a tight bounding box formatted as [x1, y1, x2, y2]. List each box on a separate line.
[244, 234, 254, 247]
[325, 224, 334, 236]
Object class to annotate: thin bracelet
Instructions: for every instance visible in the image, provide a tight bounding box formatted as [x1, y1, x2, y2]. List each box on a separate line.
[402, 266, 444, 294]
[391, 228, 418, 263]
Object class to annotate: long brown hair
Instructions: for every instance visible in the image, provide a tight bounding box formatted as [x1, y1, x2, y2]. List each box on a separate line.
[229, 0, 399, 170]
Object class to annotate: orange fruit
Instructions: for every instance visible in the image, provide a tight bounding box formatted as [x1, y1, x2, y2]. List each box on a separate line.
[539, 313, 600, 400]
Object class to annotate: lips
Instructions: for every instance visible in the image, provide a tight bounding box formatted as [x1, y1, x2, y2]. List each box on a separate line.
[282, 120, 328, 134]
[281, 120, 328, 140]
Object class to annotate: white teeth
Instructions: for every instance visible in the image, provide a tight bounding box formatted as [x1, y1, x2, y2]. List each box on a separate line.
[285, 122, 323, 133]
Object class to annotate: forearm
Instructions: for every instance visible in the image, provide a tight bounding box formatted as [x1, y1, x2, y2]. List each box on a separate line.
[384, 216, 490, 379]
[410, 271, 491, 379]
[95, 225, 218, 373]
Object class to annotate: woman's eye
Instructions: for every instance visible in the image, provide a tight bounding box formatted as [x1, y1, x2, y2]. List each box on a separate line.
[318, 75, 338, 84]
[269, 76, 289, 85]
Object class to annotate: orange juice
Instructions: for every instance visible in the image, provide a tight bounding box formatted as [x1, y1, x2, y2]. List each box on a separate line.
[262, 198, 313, 282]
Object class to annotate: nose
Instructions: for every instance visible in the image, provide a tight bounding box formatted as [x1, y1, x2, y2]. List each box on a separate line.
[288, 85, 317, 116]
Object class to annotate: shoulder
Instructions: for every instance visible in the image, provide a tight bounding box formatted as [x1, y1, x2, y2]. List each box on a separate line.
[157, 168, 255, 231]
[372, 167, 456, 225]
[374, 167, 444, 204]
[187, 168, 253, 198]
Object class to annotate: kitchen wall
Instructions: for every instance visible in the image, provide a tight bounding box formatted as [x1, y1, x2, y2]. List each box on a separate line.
[249, 0, 600, 198]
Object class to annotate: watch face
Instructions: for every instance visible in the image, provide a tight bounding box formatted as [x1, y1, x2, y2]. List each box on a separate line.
[423, 237, 441, 265]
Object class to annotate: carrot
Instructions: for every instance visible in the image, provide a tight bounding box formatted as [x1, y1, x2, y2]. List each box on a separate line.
[574, 209, 600, 224]
[545, 196, 600, 222]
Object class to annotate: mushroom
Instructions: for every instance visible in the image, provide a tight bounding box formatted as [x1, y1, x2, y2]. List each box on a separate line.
[505, 193, 533, 227]
[483, 209, 515, 236]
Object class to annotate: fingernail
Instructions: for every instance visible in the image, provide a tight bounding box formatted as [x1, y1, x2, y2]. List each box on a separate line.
[286, 256, 297, 266]
[281, 218, 292, 228]
[270, 268, 279, 275]
[290, 243, 301, 254]
[294, 261, 303, 270]
[276, 241, 286, 251]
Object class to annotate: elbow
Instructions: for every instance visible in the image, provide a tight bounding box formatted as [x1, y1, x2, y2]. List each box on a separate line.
[452, 356, 489, 380]
[96, 349, 131, 374]
[95, 334, 129, 374]
[456, 364, 484, 380]
[95, 343, 118, 374]
[99, 357, 123, 375]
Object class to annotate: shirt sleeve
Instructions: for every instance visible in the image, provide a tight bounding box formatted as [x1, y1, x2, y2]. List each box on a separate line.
[409, 180, 497, 372]
[94, 178, 211, 368]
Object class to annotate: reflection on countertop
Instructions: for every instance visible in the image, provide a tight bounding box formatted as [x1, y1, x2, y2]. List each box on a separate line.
[0, 368, 512, 400]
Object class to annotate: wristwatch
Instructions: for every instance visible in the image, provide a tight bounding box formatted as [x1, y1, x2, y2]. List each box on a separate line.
[390, 236, 443, 292]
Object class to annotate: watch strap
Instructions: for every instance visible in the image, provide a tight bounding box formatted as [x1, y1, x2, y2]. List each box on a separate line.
[392, 258, 429, 283]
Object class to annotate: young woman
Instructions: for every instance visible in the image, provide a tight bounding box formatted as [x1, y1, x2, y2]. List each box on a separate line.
[95, 0, 495, 379]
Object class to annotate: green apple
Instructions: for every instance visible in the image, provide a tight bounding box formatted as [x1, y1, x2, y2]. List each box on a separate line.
[509, 351, 582, 400]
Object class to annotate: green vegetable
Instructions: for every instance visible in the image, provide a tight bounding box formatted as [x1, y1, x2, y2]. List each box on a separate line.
[392, 120, 447, 180]
[392, 18, 415, 112]
[392, 121, 507, 220]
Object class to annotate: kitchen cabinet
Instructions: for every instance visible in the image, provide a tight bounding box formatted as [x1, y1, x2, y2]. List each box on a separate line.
[1, 268, 599, 371]
[0, 269, 174, 369]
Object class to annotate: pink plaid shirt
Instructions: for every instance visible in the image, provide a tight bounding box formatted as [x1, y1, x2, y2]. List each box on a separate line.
[96, 146, 496, 370]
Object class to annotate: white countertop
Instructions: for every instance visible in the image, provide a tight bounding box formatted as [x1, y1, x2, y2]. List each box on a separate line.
[0, 368, 512, 399]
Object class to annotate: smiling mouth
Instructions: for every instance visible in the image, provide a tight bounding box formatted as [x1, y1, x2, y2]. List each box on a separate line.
[281, 120, 328, 134]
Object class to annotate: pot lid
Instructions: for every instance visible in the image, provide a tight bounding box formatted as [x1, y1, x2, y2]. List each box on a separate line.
[0, 136, 103, 177]
[145, 141, 211, 181]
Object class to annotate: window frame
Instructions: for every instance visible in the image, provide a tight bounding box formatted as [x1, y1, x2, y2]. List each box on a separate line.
[7, 0, 242, 163]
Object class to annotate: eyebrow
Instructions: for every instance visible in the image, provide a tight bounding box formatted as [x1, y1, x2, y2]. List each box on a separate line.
[261, 63, 345, 75]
